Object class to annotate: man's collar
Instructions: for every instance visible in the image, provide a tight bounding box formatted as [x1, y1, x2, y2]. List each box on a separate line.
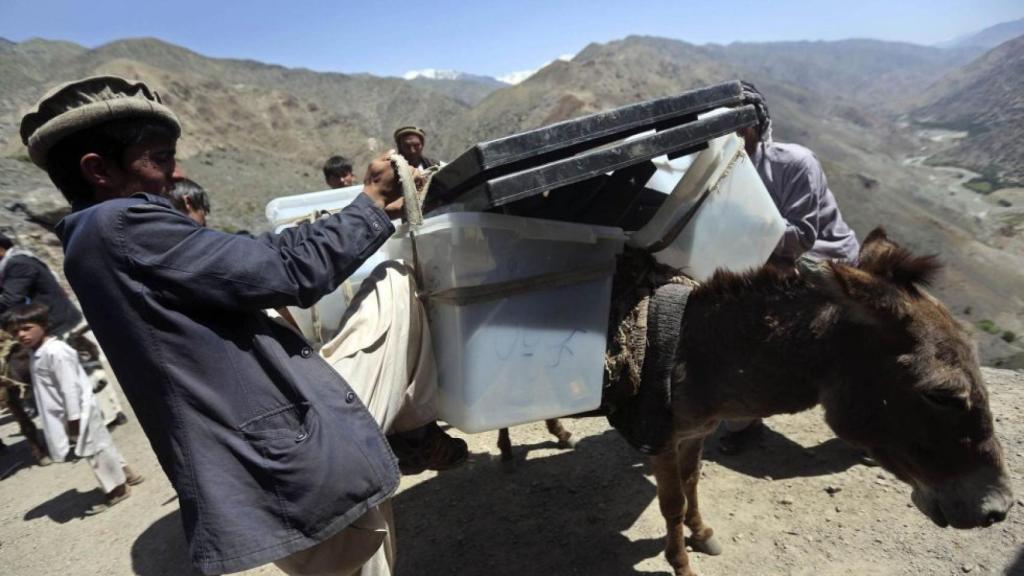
[71, 191, 173, 213]
[133, 192, 174, 208]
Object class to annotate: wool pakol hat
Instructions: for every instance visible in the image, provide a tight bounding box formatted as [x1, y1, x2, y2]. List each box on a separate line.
[20, 75, 181, 168]
[393, 125, 426, 144]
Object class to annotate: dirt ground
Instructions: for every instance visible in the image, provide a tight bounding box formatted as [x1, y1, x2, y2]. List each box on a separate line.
[1, 368, 1022, 576]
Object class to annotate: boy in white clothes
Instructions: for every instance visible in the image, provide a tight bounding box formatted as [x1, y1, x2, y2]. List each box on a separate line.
[8, 302, 143, 514]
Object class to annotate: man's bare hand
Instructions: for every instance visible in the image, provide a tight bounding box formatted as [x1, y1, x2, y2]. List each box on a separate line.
[383, 197, 405, 219]
[362, 151, 402, 210]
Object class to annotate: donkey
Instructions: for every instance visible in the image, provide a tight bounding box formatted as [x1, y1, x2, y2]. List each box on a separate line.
[649, 228, 1014, 576]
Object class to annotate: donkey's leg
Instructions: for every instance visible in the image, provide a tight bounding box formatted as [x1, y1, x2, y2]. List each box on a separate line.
[678, 437, 721, 556]
[652, 445, 697, 576]
[545, 418, 576, 449]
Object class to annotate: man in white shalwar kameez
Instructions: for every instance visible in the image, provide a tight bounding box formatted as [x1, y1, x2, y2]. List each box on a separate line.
[9, 302, 143, 514]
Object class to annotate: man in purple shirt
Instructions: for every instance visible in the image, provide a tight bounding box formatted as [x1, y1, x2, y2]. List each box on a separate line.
[738, 82, 859, 267]
[720, 82, 861, 455]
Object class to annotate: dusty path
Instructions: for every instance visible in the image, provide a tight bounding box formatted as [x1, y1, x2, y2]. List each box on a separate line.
[1, 369, 1023, 576]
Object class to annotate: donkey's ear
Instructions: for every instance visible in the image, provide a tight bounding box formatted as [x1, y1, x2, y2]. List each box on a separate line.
[859, 227, 898, 267]
[857, 227, 941, 293]
[825, 262, 909, 324]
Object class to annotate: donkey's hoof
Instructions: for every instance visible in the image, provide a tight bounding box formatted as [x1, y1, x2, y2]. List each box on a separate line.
[687, 534, 722, 556]
[557, 436, 577, 449]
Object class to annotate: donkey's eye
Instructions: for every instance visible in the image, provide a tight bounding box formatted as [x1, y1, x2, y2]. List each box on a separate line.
[923, 392, 967, 410]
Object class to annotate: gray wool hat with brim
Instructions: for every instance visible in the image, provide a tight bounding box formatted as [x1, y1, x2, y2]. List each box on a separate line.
[20, 75, 181, 168]
[393, 125, 426, 144]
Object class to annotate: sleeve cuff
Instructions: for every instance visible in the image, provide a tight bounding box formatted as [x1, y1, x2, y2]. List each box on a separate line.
[350, 192, 397, 237]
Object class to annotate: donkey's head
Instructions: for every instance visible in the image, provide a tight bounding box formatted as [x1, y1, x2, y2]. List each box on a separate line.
[817, 228, 1013, 529]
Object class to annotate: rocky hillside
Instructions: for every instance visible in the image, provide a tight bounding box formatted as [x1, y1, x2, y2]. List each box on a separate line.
[706, 39, 982, 112]
[912, 34, 1024, 187]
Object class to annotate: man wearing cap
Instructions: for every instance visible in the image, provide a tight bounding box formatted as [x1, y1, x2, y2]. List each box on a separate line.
[20, 75, 463, 576]
[393, 126, 439, 171]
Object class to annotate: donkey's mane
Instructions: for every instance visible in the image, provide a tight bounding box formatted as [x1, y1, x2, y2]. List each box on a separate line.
[696, 264, 805, 299]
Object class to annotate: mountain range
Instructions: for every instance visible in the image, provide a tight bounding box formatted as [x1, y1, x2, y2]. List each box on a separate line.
[1, 21, 1023, 366]
[937, 17, 1024, 49]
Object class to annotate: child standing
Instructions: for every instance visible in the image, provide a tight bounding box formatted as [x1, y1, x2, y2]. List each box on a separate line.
[8, 303, 143, 514]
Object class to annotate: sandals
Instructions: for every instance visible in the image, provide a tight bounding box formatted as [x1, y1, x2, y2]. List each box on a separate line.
[124, 467, 145, 486]
[84, 489, 131, 516]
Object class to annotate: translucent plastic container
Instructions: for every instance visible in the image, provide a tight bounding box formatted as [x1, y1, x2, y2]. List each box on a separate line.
[392, 213, 625, 433]
[630, 132, 785, 280]
[266, 184, 365, 230]
[265, 185, 392, 344]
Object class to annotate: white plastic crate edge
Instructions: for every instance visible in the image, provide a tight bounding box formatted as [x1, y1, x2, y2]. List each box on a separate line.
[393, 210, 627, 247]
[266, 184, 391, 344]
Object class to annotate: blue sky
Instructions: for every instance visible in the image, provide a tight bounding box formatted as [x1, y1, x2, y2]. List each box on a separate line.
[1, 0, 1021, 79]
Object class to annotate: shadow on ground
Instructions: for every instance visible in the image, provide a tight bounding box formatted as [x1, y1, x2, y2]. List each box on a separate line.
[1006, 545, 1024, 575]
[0, 438, 36, 480]
[23, 488, 106, 523]
[705, 425, 863, 480]
[131, 510, 203, 576]
[394, 429, 670, 576]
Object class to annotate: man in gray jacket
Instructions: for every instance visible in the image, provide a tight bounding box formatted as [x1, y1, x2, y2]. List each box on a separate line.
[20, 75, 461, 575]
[736, 81, 860, 267]
[720, 82, 861, 455]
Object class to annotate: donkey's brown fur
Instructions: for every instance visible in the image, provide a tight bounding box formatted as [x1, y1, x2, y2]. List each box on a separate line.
[653, 228, 1013, 576]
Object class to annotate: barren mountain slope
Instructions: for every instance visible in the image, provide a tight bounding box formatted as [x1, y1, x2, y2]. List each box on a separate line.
[912, 34, 1024, 187]
[706, 39, 982, 112]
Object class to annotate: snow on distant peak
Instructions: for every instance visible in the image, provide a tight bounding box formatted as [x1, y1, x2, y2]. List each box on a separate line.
[402, 68, 465, 81]
[497, 53, 575, 85]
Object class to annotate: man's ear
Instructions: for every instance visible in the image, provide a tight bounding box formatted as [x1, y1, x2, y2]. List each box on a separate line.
[80, 153, 119, 190]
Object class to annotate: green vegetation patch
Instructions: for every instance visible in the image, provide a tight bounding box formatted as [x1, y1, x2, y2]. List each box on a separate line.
[1002, 331, 1018, 344]
[964, 178, 994, 194]
[976, 319, 1001, 335]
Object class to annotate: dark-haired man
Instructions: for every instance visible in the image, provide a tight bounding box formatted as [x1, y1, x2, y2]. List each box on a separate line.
[323, 155, 356, 189]
[21, 75, 462, 576]
[393, 126, 439, 170]
[168, 178, 210, 226]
